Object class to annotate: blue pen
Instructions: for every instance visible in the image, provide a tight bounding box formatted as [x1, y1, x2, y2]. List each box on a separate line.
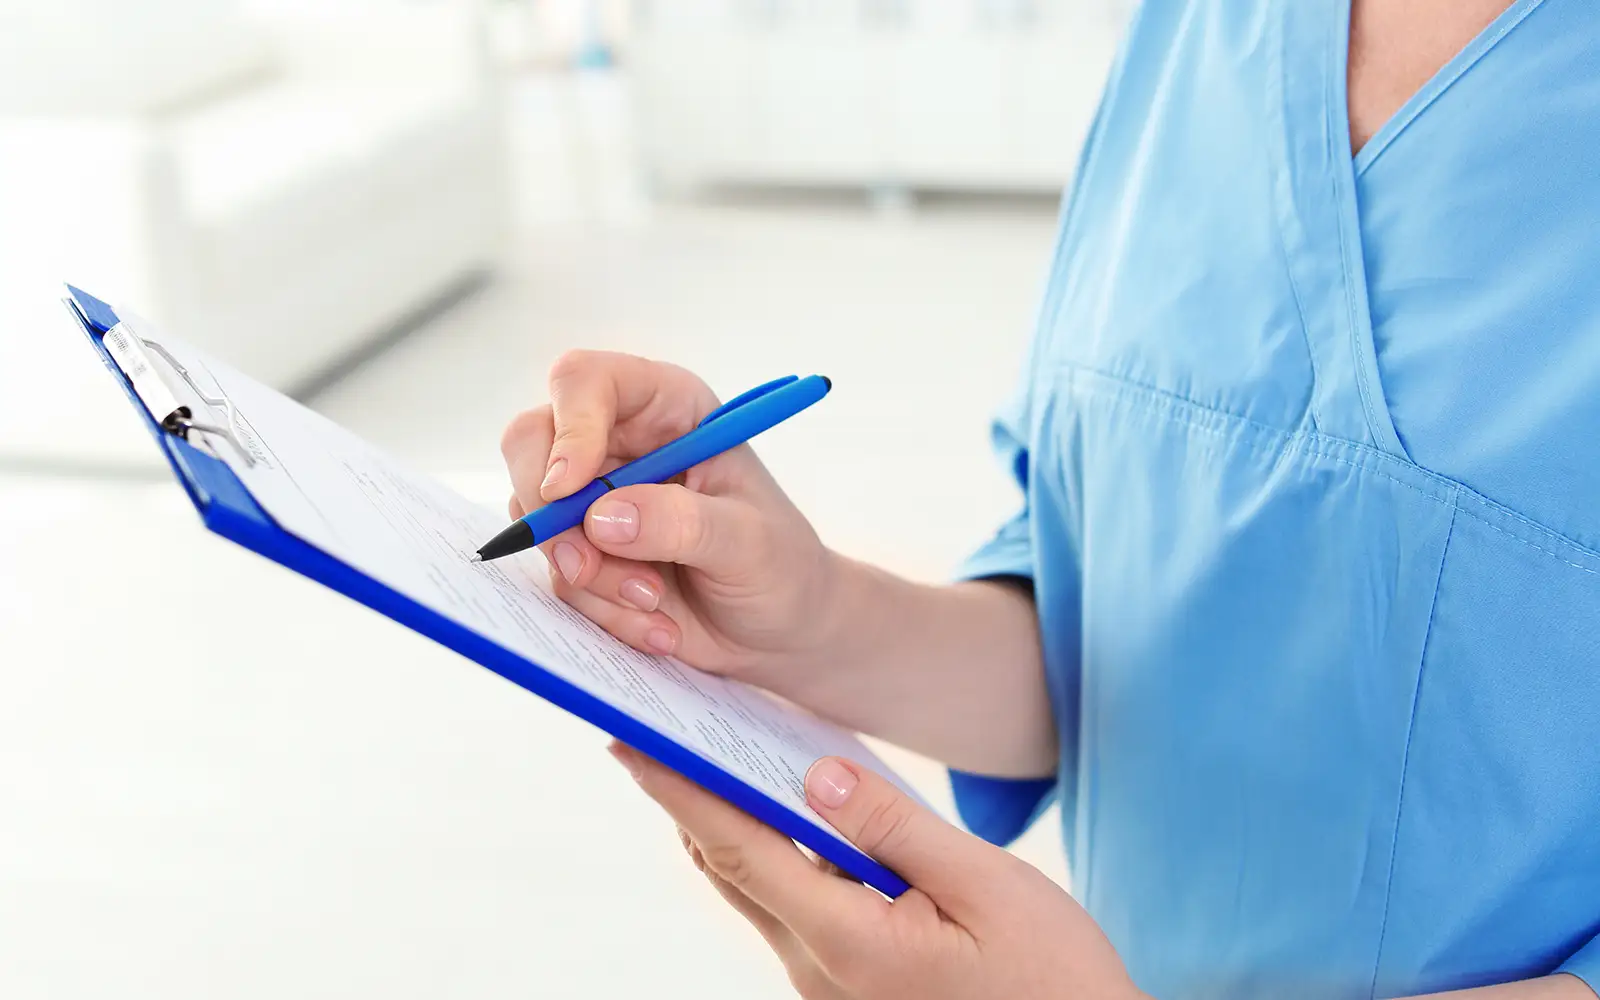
[474, 374, 832, 562]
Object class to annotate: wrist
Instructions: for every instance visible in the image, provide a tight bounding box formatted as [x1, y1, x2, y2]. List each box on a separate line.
[765, 549, 893, 690]
[809, 550, 880, 665]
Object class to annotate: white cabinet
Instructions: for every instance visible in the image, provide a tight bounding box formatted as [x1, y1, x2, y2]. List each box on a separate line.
[879, 6, 1019, 185]
[629, 0, 762, 180]
[753, 5, 881, 182]
[628, 0, 1126, 193]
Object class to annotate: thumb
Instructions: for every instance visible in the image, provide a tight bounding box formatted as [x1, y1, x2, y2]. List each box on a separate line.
[584, 483, 768, 578]
[805, 757, 1006, 911]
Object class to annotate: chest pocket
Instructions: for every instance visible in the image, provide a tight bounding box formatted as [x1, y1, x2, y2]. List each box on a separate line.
[1373, 503, 1600, 993]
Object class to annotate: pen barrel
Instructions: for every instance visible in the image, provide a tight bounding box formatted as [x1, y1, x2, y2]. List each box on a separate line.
[607, 375, 831, 489]
[517, 374, 830, 544]
[523, 478, 612, 544]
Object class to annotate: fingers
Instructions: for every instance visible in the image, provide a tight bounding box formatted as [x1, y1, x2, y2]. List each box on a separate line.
[678, 826, 792, 947]
[522, 502, 679, 655]
[676, 828, 845, 1000]
[583, 483, 768, 577]
[544, 533, 667, 612]
[543, 354, 619, 501]
[804, 757, 1007, 917]
[512, 496, 666, 614]
[543, 352, 718, 501]
[609, 742, 886, 948]
[573, 546, 665, 612]
[551, 572, 681, 656]
[501, 404, 562, 516]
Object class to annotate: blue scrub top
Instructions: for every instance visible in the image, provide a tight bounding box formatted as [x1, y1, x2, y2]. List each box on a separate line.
[956, 1, 1600, 996]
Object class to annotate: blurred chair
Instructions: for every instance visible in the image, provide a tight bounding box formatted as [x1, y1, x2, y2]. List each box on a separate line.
[0, 0, 507, 466]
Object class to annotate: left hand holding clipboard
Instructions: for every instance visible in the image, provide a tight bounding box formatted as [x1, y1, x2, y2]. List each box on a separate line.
[608, 741, 1147, 1000]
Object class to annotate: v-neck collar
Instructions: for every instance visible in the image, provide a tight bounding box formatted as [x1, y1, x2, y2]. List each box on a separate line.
[1351, 0, 1548, 177]
[1265, 0, 1550, 460]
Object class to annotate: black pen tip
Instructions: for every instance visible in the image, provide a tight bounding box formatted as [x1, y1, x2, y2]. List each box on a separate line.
[476, 518, 536, 563]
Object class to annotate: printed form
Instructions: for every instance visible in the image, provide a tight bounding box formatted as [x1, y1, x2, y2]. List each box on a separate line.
[112, 316, 922, 842]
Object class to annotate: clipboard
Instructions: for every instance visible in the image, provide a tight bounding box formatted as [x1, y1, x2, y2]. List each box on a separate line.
[63, 284, 912, 898]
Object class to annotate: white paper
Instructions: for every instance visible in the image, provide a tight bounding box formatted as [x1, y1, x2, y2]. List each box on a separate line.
[112, 320, 924, 844]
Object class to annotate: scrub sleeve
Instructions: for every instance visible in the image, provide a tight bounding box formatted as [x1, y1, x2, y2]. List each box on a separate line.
[1557, 936, 1600, 992]
[947, 394, 1058, 847]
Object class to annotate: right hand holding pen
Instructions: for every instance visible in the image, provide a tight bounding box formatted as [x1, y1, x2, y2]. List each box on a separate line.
[500, 350, 839, 685]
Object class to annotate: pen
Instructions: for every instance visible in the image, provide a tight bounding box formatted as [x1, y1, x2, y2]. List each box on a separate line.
[474, 374, 832, 563]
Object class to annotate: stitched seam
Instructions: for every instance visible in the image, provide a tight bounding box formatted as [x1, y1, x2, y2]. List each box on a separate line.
[1325, 4, 1402, 458]
[1059, 363, 1425, 487]
[1274, 238, 1321, 435]
[1451, 510, 1600, 578]
[1055, 365, 1600, 569]
[1366, 495, 1459, 999]
[1264, 1, 1321, 435]
[1057, 362, 1300, 441]
[1122, 389, 1600, 575]
[1093, 378, 1445, 503]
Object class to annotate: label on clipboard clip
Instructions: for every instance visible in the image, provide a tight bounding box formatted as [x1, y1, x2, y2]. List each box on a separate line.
[104, 322, 184, 427]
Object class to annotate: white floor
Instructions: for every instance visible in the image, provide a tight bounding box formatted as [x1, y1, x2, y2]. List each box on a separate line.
[0, 74, 1070, 1000]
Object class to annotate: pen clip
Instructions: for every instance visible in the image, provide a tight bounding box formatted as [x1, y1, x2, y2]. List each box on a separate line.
[697, 375, 800, 428]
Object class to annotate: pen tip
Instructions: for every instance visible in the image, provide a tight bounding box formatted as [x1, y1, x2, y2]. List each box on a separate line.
[820, 375, 832, 391]
[470, 553, 483, 563]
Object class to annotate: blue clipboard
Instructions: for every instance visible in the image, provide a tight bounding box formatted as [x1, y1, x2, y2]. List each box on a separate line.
[64, 285, 911, 898]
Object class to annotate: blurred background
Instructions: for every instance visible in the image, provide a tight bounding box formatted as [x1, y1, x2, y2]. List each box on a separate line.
[0, 1, 1129, 996]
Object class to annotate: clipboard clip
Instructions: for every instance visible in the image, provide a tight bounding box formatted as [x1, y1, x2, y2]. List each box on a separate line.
[136, 335, 257, 467]
[81, 304, 258, 468]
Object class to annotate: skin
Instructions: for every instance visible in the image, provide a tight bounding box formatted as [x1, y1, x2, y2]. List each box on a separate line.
[501, 3, 1594, 996]
[500, 353, 1054, 778]
[1346, 0, 1518, 153]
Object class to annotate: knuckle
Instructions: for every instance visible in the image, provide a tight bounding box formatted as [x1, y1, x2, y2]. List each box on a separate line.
[855, 798, 917, 858]
[787, 963, 836, 1000]
[814, 937, 875, 993]
[699, 841, 755, 889]
[701, 864, 729, 895]
[666, 487, 710, 556]
[556, 422, 595, 448]
[744, 512, 779, 567]
[499, 406, 551, 460]
[547, 348, 598, 385]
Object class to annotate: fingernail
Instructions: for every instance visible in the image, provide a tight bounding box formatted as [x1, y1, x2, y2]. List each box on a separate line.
[645, 627, 676, 655]
[552, 542, 583, 584]
[541, 457, 568, 492]
[806, 759, 858, 809]
[620, 578, 660, 612]
[588, 500, 640, 544]
[608, 742, 644, 781]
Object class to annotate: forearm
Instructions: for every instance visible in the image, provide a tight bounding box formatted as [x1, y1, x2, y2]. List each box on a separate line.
[1401, 974, 1593, 999]
[782, 554, 1055, 777]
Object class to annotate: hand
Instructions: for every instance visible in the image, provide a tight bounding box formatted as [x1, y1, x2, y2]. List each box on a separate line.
[607, 741, 1146, 1000]
[500, 351, 840, 690]
[501, 351, 1057, 777]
